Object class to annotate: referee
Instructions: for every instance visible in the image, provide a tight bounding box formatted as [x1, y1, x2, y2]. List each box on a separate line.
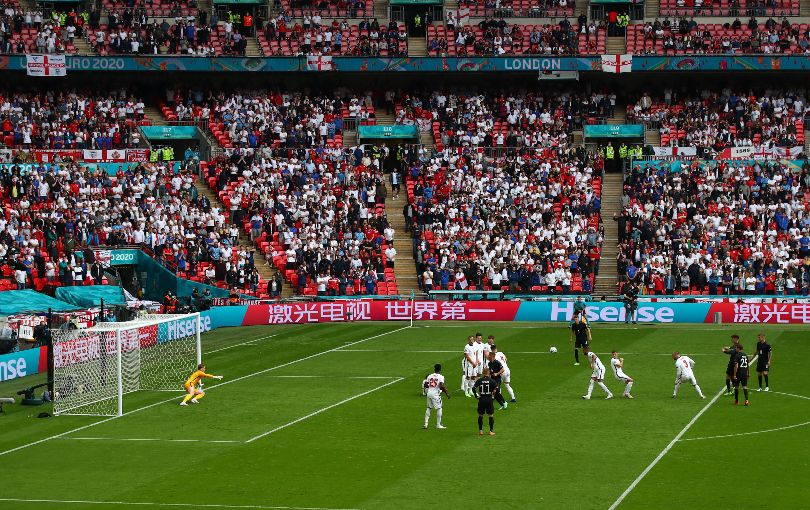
[487, 350, 508, 410]
[569, 314, 591, 366]
[473, 368, 497, 436]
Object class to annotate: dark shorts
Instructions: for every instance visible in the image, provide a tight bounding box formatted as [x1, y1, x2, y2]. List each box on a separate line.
[575, 338, 589, 349]
[392, 183, 401, 190]
[757, 360, 769, 372]
[734, 375, 748, 386]
[726, 367, 734, 377]
[477, 399, 495, 415]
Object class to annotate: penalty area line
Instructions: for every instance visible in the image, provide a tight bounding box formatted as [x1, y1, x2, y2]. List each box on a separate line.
[0, 498, 358, 510]
[0, 325, 411, 459]
[58, 437, 241, 444]
[244, 377, 405, 443]
[606, 387, 725, 510]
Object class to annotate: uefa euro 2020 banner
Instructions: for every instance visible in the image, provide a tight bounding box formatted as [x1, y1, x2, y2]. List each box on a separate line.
[198, 300, 810, 330]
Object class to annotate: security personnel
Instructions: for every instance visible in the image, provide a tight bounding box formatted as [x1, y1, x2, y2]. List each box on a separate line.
[162, 146, 172, 161]
[150, 149, 159, 162]
[619, 143, 628, 160]
[605, 144, 614, 160]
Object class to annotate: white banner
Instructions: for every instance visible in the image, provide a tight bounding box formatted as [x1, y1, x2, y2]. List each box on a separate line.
[306, 55, 332, 71]
[652, 146, 697, 157]
[83, 149, 128, 162]
[601, 54, 632, 73]
[26, 54, 66, 77]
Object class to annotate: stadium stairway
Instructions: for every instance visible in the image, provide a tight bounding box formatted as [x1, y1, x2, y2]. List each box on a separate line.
[375, 111, 396, 125]
[387, 193, 423, 298]
[645, 128, 660, 147]
[374, 0, 389, 20]
[245, 37, 263, 57]
[343, 129, 358, 147]
[594, 172, 624, 297]
[607, 107, 627, 125]
[419, 129, 434, 149]
[194, 183, 293, 298]
[805, 128, 810, 155]
[802, 1, 810, 15]
[606, 36, 626, 55]
[73, 37, 92, 55]
[645, 0, 660, 18]
[574, 0, 587, 17]
[143, 106, 169, 126]
[408, 36, 427, 57]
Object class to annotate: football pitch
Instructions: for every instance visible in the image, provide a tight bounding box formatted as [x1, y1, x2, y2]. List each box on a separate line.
[0, 322, 808, 510]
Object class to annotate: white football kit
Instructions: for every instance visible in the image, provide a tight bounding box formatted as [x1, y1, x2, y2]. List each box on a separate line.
[589, 351, 605, 379]
[675, 356, 697, 385]
[611, 357, 631, 382]
[495, 351, 510, 382]
[463, 343, 477, 377]
[423, 373, 445, 409]
[474, 341, 486, 375]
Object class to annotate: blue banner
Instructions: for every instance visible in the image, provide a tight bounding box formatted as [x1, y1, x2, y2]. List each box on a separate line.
[0, 347, 46, 382]
[358, 124, 419, 140]
[0, 54, 807, 73]
[584, 124, 644, 138]
[514, 301, 713, 323]
[140, 126, 199, 140]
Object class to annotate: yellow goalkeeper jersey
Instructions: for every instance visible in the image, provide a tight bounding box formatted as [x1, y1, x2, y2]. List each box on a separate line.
[184, 370, 214, 388]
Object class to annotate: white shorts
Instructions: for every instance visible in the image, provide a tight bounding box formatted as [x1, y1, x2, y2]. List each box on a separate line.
[464, 361, 477, 378]
[613, 369, 631, 382]
[678, 373, 697, 385]
[501, 370, 511, 383]
[592, 368, 605, 380]
[426, 395, 442, 409]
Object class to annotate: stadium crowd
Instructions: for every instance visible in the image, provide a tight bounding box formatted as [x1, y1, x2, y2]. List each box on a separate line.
[617, 158, 810, 295]
[626, 88, 807, 151]
[0, 89, 147, 149]
[406, 147, 603, 294]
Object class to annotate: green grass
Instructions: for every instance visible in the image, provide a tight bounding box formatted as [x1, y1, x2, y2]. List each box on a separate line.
[0, 322, 808, 510]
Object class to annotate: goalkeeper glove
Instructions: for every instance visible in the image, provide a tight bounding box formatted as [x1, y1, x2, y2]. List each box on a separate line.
[214, 375, 223, 380]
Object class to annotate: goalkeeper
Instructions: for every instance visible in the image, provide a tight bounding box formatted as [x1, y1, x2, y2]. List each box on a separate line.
[180, 364, 223, 406]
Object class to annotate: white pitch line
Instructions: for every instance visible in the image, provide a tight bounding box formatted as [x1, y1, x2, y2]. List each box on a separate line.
[679, 420, 810, 442]
[245, 377, 405, 443]
[606, 388, 725, 510]
[0, 325, 411, 459]
[771, 391, 810, 401]
[608, 353, 759, 510]
[0, 498, 358, 510]
[207, 334, 279, 354]
[265, 375, 400, 379]
[60, 437, 241, 444]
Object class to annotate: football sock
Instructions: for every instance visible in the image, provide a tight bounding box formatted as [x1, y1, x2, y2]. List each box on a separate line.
[673, 381, 680, 396]
[758, 375, 763, 388]
[461, 376, 466, 392]
[695, 385, 704, 398]
[478, 416, 483, 432]
[586, 379, 594, 397]
[734, 387, 739, 402]
[504, 383, 515, 400]
[597, 381, 611, 395]
[436, 408, 443, 426]
[624, 381, 633, 394]
[764, 375, 769, 387]
[182, 393, 195, 404]
[193, 393, 205, 401]
[495, 392, 505, 405]
[488, 416, 494, 432]
[424, 408, 431, 427]
[725, 380, 731, 393]
[743, 388, 749, 400]
[574, 349, 580, 363]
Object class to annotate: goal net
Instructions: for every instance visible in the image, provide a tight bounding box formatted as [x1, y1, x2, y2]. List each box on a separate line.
[51, 313, 202, 416]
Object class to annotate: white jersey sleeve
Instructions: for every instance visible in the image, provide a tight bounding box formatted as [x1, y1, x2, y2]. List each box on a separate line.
[610, 357, 621, 374]
[464, 344, 476, 364]
[495, 352, 509, 372]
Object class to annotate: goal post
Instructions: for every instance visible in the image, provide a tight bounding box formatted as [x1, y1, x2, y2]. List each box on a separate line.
[51, 313, 203, 417]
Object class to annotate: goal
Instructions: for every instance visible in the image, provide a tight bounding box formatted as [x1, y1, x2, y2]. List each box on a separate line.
[51, 313, 203, 417]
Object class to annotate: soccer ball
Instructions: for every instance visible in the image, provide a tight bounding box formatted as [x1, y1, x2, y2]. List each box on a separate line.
[549, 346, 558, 353]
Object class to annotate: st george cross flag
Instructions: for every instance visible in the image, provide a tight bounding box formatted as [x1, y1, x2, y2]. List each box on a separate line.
[306, 55, 333, 71]
[601, 54, 632, 73]
[26, 54, 67, 76]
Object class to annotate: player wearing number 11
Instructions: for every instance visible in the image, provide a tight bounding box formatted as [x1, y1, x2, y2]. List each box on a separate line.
[180, 364, 223, 406]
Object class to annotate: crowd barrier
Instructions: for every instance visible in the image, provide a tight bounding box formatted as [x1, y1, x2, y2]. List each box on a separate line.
[197, 300, 810, 331]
